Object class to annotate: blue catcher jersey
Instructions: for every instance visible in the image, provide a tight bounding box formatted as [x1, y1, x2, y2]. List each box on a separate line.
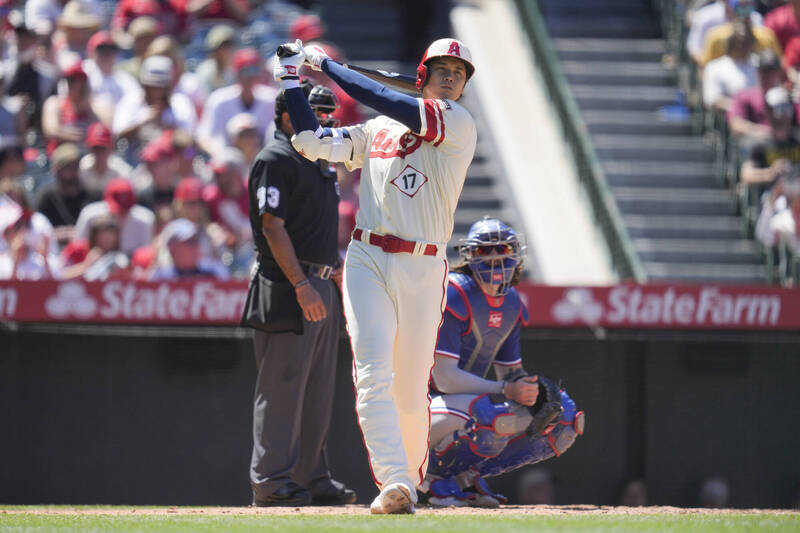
[434, 272, 529, 382]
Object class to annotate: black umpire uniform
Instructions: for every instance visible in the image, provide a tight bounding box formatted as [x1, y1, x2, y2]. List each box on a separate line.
[246, 86, 355, 506]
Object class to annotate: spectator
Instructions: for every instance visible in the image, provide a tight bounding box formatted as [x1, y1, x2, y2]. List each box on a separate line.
[703, 21, 758, 111]
[110, 0, 188, 42]
[699, 0, 780, 67]
[116, 16, 158, 80]
[74, 177, 155, 256]
[150, 218, 228, 279]
[765, 0, 800, 51]
[166, 129, 200, 180]
[113, 55, 197, 147]
[172, 176, 221, 256]
[0, 179, 58, 267]
[82, 30, 139, 124]
[516, 468, 555, 505]
[728, 49, 787, 141]
[226, 112, 260, 167]
[5, 12, 57, 135]
[0, 65, 27, 140]
[60, 214, 130, 281]
[131, 134, 178, 230]
[202, 148, 250, 247]
[144, 35, 206, 114]
[187, 0, 249, 26]
[24, 0, 101, 39]
[41, 61, 98, 153]
[755, 174, 792, 248]
[52, 0, 101, 67]
[766, 177, 800, 254]
[194, 24, 237, 95]
[740, 86, 800, 185]
[34, 142, 94, 242]
[618, 478, 648, 507]
[0, 201, 52, 279]
[79, 122, 133, 195]
[0, 141, 25, 185]
[698, 476, 730, 508]
[687, 0, 764, 65]
[197, 47, 277, 158]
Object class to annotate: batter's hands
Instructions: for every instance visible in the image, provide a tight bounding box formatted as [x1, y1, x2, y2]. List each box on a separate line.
[304, 43, 330, 71]
[296, 282, 327, 322]
[273, 39, 305, 87]
[504, 375, 539, 406]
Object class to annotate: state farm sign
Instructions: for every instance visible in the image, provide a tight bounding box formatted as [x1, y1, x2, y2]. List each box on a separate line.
[517, 283, 800, 330]
[1, 280, 248, 325]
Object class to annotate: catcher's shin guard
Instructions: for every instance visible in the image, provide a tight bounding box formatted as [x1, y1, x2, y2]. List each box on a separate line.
[428, 394, 517, 478]
[478, 389, 585, 478]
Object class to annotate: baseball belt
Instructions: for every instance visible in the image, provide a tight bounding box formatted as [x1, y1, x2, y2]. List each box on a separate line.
[299, 260, 335, 280]
[352, 228, 441, 257]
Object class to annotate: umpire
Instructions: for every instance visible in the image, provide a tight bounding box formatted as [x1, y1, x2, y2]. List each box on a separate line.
[243, 82, 356, 506]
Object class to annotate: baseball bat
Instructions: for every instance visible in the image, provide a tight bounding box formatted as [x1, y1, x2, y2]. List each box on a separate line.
[276, 45, 418, 93]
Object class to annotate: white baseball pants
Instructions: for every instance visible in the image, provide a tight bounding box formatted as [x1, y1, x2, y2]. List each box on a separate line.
[342, 239, 448, 498]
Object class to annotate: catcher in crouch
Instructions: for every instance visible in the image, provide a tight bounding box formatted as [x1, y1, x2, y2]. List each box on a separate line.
[420, 217, 585, 507]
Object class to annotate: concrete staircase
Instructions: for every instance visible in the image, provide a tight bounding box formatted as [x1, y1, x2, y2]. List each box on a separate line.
[539, 0, 768, 283]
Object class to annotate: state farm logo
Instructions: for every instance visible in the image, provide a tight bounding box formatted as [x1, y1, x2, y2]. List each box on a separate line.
[552, 288, 603, 324]
[45, 282, 97, 318]
[551, 286, 781, 327]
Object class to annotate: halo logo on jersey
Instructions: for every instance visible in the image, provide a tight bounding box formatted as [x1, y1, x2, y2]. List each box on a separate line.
[45, 282, 97, 318]
[391, 164, 428, 198]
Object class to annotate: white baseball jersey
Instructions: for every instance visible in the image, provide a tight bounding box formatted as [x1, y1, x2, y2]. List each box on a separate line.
[343, 98, 477, 244]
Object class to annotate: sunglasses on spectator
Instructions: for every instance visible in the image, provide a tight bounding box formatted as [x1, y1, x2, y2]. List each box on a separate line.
[471, 243, 516, 257]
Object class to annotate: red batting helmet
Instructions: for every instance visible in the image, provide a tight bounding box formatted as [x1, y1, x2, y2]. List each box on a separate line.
[415, 38, 475, 90]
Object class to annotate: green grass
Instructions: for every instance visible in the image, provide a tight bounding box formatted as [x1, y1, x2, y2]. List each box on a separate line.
[1, 512, 799, 533]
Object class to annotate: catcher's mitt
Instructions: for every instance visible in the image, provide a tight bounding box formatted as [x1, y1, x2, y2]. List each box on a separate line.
[524, 375, 563, 437]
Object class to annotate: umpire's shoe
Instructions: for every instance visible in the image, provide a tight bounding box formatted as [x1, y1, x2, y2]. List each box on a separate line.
[252, 482, 311, 506]
[309, 477, 357, 505]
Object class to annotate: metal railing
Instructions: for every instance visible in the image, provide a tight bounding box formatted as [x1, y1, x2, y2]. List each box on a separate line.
[513, 0, 647, 282]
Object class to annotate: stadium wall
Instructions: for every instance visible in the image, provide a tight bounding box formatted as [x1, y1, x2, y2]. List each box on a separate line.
[1, 325, 798, 508]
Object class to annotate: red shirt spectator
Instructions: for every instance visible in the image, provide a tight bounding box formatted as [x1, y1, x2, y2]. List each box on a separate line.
[764, 0, 800, 51]
[111, 0, 189, 37]
[188, 0, 249, 25]
[202, 149, 249, 243]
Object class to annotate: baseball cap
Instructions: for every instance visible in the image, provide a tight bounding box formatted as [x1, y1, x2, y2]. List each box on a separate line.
[233, 48, 261, 74]
[289, 15, 325, 43]
[209, 148, 245, 174]
[87, 31, 117, 56]
[139, 55, 173, 87]
[174, 177, 204, 202]
[0, 201, 28, 235]
[163, 218, 199, 245]
[51, 143, 81, 172]
[86, 122, 112, 148]
[141, 136, 175, 163]
[58, 0, 101, 29]
[226, 112, 258, 139]
[104, 178, 136, 215]
[128, 16, 158, 39]
[205, 24, 236, 52]
[62, 60, 87, 80]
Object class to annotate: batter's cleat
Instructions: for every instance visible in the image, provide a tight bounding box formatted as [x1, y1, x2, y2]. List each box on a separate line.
[369, 483, 415, 514]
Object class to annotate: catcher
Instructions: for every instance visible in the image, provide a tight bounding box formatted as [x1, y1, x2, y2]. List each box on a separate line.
[421, 217, 585, 507]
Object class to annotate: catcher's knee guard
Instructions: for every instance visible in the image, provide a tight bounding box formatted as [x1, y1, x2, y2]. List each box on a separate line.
[478, 389, 585, 478]
[429, 394, 520, 478]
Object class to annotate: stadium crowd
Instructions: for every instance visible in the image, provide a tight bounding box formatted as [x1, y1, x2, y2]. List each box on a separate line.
[0, 0, 362, 281]
[676, 0, 800, 283]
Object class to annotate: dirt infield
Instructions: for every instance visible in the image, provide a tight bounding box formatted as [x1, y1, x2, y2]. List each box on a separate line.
[2, 505, 798, 516]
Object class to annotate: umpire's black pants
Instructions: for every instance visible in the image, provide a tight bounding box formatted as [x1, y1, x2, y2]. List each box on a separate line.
[249, 276, 341, 498]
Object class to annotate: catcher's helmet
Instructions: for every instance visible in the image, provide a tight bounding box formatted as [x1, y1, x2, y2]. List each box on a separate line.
[459, 217, 524, 295]
[308, 85, 340, 127]
[415, 38, 475, 90]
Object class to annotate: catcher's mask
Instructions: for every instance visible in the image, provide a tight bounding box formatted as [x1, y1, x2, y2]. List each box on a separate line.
[459, 216, 524, 295]
[415, 38, 475, 90]
[308, 84, 340, 128]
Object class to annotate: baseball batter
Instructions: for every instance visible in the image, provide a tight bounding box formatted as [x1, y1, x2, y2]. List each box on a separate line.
[273, 38, 477, 514]
[421, 218, 584, 507]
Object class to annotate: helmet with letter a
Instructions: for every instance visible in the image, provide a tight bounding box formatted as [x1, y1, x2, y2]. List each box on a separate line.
[459, 217, 525, 295]
[415, 38, 475, 90]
